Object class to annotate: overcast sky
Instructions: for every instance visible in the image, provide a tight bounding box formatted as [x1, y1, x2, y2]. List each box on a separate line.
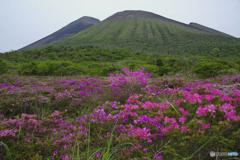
[1, 0, 240, 53]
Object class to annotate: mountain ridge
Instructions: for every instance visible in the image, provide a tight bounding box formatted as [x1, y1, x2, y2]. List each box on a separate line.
[53, 10, 239, 54]
[103, 10, 207, 32]
[189, 22, 233, 37]
[98, 10, 234, 37]
[19, 16, 100, 50]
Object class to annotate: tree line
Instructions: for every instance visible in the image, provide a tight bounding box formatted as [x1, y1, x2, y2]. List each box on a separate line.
[0, 45, 240, 79]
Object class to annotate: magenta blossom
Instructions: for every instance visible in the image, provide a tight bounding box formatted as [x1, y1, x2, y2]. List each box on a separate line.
[196, 106, 208, 116]
[202, 124, 210, 130]
[181, 125, 187, 133]
[154, 153, 163, 159]
[178, 117, 186, 123]
[94, 153, 101, 158]
[197, 129, 202, 135]
[207, 104, 217, 113]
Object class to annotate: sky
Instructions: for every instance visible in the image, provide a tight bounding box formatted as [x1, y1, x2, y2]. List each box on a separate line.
[1, 0, 240, 53]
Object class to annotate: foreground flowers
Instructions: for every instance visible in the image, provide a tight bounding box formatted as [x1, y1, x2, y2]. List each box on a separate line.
[0, 71, 240, 159]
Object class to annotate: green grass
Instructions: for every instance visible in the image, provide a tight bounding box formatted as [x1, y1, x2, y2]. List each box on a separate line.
[53, 14, 240, 54]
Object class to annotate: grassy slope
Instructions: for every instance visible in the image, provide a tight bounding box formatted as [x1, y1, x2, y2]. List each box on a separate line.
[53, 17, 240, 53]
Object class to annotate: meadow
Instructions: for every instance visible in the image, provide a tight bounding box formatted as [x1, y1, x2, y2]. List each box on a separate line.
[0, 67, 240, 160]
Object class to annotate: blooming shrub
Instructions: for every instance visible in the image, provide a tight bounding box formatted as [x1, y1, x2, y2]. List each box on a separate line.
[0, 70, 240, 159]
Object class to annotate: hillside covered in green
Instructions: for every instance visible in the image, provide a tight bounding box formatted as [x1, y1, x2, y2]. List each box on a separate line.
[1, 10, 240, 79]
[1, 44, 240, 79]
[53, 10, 240, 56]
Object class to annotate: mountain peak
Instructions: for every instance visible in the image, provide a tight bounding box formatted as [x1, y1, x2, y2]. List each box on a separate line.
[19, 16, 100, 50]
[102, 10, 203, 31]
[54, 10, 239, 54]
[65, 16, 100, 28]
[103, 10, 171, 22]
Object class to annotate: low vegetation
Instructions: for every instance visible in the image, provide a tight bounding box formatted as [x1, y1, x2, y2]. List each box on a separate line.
[0, 67, 240, 159]
[1, 45, 240, 79]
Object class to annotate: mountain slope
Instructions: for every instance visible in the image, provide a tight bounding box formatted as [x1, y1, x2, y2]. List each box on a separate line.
[53, 10, 239, 54]
[189, 22, 233, 37]
[19, 16, 100, 50]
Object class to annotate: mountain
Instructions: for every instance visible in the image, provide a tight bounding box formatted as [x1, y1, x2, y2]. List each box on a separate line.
[53, 10, 239, 54]
[19, 16, 100, 50]
[189, 22, 233, 37]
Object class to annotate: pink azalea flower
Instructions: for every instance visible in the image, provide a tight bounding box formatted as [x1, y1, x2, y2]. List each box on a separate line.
[202, 123, 210, 130]
[154, 115, 164, 121]
[183, 91, 190, 98]
[210, 89, 222, 97]
[53, 150, 58, 156]
[172, 89, 179, 94]
[196, 106, 208, 116]
[152, 134, 156, 140]
[183, 111, 189, 117]
[169, 123, 179, 130]
[130, 112, 138, 117]
[148, 139, 152, 143]
[181, 125, 187, 133]
[205, 94, 215, 102]
[220, 96, 233, 103]
[181, 98, 185, 102]
[132, 105, 139, 110]
[61, 155, 69, 160]
[220, 103, 233, 113]
[232, 91, 240, 98]
[164, 117, 171, 124]
[197, 129, 202, 135]
[136, 144, 142, 148]
[203, 84, 211, 91]
[63, 145, 68, 150]
[170, 118, 176, 124]
[123, 104, 131, 112]
[94, 153, 101, 158]
[169, 124, 175, 130]
[197, 85, 202, 89]
[178, 117, 186, 123]
[162, 127, 169, 134]
[197, 120, 203, 124]
[234, 115, 240, 121]
[143, 148, 148, 153]
[154, 153, 163, 159]
[225, 111, 236, 121]
[173, 123, 180, 130]
[207, 104, 217, 113]
[179, 108, 184, 112]
[175, 100, 181, 106]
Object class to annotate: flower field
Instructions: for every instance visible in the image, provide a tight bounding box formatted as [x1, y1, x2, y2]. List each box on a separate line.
[0, 67, 240, 160]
